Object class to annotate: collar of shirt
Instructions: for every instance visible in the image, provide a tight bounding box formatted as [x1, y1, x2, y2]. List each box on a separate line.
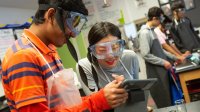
[145, 24, 155, 30]
[23, 29, 56, 56]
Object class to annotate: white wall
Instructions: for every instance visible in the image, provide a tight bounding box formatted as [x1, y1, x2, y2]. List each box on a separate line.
[123, 0, 159, 23]
[0, 7, 35, 24]
[0, 0, 159, 25]
[0, 7, 35, 96]
[81, 0, 159, 46]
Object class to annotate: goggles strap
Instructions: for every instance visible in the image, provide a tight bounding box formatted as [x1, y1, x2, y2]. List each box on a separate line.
[38, 3, 80, 70]
[54, 6, 80, 62]
[99, 64, 111, 82]
[119, 59, 133, 79]
[55, 9, 80, 64]
[66, 39, 79, 62]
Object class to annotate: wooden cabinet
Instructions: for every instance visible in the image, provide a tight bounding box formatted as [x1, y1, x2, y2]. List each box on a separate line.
[177, 67, 200, 103]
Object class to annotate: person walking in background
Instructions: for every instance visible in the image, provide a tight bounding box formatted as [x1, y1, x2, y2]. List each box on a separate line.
[154, 15, 190, 59]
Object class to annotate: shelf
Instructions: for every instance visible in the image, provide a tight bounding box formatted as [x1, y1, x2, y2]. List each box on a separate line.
[189, 92, 200, 102]
[188, 89, 200, 94]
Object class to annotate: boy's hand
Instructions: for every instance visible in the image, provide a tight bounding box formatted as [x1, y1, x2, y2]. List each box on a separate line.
[103, 80, 128, 108]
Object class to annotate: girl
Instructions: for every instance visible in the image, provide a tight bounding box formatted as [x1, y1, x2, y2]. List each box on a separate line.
[77, 22, 149, 112]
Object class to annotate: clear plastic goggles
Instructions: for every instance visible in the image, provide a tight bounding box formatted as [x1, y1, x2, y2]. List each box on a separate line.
[159, 14, 165, 23]
[89, 39, 125, 59]
[66, 12, 87, 37]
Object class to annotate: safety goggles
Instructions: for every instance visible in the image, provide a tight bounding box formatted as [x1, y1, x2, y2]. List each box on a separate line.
[164, 23, 173, 30]
[159, 14, 165, 23]
[89, 39, 125, 59]
[66, 11, 88, 37]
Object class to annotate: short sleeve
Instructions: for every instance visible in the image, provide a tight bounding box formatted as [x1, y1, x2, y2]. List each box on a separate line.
[2, 50, 46, 109]
[154, 28, 167, 44]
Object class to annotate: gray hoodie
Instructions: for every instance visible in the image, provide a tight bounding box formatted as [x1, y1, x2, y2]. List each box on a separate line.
[138, 24, 177, 66]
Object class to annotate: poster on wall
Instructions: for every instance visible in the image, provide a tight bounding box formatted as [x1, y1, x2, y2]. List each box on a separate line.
[95, 0, 121, 25]
[159, 0, 169, 4]
[161, 4, 172, 16]
[184, 0, 195, 10]
[134, 0, 146, 7]
[82, 0, 97, 29]
[14, 29, 24, 39]
[0, 29, 15, 61]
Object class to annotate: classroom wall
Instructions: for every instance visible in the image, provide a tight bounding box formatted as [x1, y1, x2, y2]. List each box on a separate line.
[60, 0, 160, 70]
[185, 0, 200, 27]
[0, 7, 35, 24]
[0, 6, 87, 70]
[1, 0, 199, 71]
[122, 0, 159, 23]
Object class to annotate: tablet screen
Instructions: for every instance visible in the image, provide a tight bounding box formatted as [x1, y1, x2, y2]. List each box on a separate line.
[121, 78, 157, 91]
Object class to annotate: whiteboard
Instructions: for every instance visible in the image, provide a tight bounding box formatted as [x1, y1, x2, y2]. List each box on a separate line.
[14, 29, 23, 39]
[124, 23, 137, 39]
[0, 29, 15, 61]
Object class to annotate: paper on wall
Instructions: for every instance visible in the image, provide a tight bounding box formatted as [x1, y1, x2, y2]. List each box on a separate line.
[0, 29, 15, 61]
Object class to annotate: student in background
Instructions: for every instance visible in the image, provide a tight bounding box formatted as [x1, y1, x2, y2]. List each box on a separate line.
[138, 7, 183, 108]
[77, 22, 151, 112]
[170, 2, 200, 52]
[154, 15, 190, 59]
[1, 0, 128, 112]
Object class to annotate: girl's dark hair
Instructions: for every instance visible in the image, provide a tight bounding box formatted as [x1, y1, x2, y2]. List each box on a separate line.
[162, 15, 172, 25]
[148, 6, 163, 21]
[171, 2, 185, 12]
[88, 22, 121, 46]
[161, 15, 172, 29]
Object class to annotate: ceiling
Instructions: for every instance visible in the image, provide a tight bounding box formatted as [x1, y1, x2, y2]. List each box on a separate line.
[0, 0, 37, 9]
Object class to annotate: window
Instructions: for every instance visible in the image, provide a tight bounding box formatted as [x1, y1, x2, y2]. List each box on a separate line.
[158, 0, 196, 16]
[158, 0, 183, 16]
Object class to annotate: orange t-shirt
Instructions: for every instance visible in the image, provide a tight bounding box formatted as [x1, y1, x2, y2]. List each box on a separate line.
[2, 29, 110, 112]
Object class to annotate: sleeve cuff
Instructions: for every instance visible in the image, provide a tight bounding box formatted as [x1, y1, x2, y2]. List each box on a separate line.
[160, 59, 165, 66]
[91, 89, 111, 110]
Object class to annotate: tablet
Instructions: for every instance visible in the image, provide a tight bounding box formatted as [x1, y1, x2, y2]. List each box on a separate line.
[120, 78, 157, 91]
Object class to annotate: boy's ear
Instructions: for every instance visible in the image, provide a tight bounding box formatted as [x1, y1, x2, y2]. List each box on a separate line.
[45, 8, 56, 24]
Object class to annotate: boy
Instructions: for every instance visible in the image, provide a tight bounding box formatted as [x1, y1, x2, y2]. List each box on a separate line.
[138, 7, 179, 108]
[170, 2, 200, 52]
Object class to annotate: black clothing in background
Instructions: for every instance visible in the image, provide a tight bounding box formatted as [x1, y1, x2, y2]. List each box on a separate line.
[170, 17, 200, 53]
